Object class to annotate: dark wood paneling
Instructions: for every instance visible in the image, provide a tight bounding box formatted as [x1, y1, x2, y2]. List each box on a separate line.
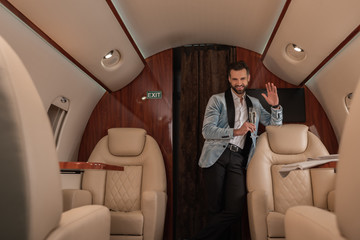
[237, 47, 338, 154]
[303, 87, 339, 154]
[78, 49, 173, 240]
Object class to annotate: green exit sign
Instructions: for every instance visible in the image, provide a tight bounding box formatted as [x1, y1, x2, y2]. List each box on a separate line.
[147, 91, 162, 99]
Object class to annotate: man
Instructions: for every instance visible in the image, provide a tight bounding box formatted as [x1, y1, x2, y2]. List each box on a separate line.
[190, 61, 283, 240]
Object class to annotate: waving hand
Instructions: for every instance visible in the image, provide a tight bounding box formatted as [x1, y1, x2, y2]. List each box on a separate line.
[261, 82, 279, 107]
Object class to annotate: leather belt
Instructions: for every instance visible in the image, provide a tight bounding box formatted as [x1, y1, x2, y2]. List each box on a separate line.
[227, 143, 243, 153]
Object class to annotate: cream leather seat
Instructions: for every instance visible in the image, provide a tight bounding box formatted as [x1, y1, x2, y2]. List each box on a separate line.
[0, 36, 110, 239]
[285, 85, 360, 239]
[67, 128, 167, 240]
[246, 124, 335, 240]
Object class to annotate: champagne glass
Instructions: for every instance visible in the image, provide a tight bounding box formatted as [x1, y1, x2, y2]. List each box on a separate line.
[249, 107, 257, 137]
[249, 107, 257, 124]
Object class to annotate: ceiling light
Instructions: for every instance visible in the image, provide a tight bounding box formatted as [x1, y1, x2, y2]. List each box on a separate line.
[104, 50, 114, 59]
[101, 49, 121, 69]
[293, 44, 303, 52]
[285, 43, 306, 62]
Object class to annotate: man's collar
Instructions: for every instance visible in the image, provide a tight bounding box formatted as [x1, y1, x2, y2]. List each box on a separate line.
[230, 88, 246, 101]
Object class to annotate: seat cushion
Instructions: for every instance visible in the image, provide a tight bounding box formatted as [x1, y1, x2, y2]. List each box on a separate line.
[285, 206, 344, 240]
[111, 211, 143, 235]
[272, 165, 313, 214]
[49, 205, 110, 240]
[105, 166, 142, 212]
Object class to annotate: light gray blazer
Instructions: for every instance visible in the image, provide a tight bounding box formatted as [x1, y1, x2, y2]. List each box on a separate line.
[198, 89, 283, 168]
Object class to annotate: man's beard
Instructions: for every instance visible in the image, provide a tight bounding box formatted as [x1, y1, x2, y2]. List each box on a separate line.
[231, 84, 247, 95]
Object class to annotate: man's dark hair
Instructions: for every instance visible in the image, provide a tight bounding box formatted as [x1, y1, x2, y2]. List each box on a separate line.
[227, 61, 250, 78]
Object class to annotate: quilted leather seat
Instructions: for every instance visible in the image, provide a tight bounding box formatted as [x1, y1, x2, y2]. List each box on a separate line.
[80, 128, 167, 240]
[246, 124, 335, 240]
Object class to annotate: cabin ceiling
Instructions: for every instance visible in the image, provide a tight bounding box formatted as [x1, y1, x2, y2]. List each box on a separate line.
[113, 0, 286, 58]
[4, 0, 360, 91]
[263, 0, 360, 85]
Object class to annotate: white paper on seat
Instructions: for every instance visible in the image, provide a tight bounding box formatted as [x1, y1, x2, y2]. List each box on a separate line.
[279, 154, 338, 177]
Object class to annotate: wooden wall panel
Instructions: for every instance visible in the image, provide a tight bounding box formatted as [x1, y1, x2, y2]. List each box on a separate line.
[237, 47, 338, 154]
[78, 49, 173, 240]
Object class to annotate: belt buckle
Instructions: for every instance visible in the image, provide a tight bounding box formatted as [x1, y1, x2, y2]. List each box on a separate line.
[229, 144, 238, 152]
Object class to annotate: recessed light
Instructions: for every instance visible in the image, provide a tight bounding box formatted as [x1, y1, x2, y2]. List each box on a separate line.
[101, 49, 121, 69]
[285, 43, 306, 61]
[104, 50, 114, 59]
[293, 44, 303, 52]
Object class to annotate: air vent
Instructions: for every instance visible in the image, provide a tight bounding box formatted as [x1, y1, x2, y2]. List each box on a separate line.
[47, 96, 70, 146]
[345, 93, 353, 111]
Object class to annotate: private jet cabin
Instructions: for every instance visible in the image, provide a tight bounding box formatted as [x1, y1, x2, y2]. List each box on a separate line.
[0, 0, 359, 240]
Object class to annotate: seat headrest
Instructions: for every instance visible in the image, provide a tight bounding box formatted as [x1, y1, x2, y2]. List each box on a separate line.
[108, 128, 147, 156]
[266, 124, 309, 154]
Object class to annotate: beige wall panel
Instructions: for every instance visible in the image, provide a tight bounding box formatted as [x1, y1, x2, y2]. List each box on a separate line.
[0, 5, 105, 162]
[8, 0, 144, 91]
[306, 34, 360, 141]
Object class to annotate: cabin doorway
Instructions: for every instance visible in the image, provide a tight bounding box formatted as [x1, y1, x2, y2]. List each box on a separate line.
[173, 45, 250, 240]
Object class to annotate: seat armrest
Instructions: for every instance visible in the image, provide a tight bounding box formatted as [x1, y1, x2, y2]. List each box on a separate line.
[62, 189, 92, 211]
[327, 190, 335, 212]
[47, 205, 110, 240]
[247, 190, 269, 240]
[141, 191, 167, 240]
[310, 168, 336, 209]
[285, 206, 344, 240]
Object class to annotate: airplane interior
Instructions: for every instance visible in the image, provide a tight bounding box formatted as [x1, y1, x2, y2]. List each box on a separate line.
[0, 0, 359, 239]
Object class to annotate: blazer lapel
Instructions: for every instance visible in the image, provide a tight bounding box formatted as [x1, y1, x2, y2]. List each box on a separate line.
[244, 94, 253, 155]
[225, 88, 235, 128]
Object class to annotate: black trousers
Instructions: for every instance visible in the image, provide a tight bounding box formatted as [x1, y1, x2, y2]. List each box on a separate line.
[192, 148, 247, 240]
